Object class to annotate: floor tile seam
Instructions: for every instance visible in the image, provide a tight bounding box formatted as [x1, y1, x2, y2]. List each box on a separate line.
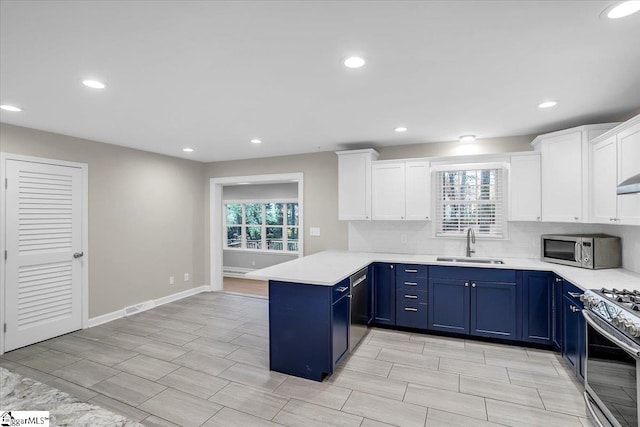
[173, 356, 238, 377]
[340, 389, 429, 422]
[274, 397, 366, 425]
[405, 380, 504, 413]
[456, 383, 547, 410]
[89, 377, 168, 409]
[88, 391, 151, 420]
[436, 366, 511, 383]
[84, 349, 141, 367]
[484, 397, 586, 420]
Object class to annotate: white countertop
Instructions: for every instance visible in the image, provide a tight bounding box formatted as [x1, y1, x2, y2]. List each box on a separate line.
[246, 250, 640, 292]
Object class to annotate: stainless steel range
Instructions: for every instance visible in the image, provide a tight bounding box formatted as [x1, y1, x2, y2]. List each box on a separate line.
[581, 288, 640, 427]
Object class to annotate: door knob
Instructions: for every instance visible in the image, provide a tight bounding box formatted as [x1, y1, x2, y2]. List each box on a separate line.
[73, 252, 84, 259]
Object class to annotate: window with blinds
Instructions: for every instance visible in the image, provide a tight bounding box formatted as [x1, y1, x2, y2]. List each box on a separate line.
[435, 168, 505, 238]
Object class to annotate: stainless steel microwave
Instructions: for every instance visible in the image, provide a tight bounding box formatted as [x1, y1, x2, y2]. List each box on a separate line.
[541, 234, 621, 269]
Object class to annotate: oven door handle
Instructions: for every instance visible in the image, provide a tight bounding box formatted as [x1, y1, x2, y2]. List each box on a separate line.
[582, 310, 640, 358]
[574, 242, 581, 264]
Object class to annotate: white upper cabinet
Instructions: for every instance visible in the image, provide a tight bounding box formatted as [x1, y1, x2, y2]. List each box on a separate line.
[372, 162, 406, 220]
[337, 149, 378, 220]
[590, 115, 640, 225]
[533, 123, 617, 223]
[371, 159, 431, 221]
[405, 160, 431, 220]
[509, 153, 541, 221]
[590, 135, 618, 223]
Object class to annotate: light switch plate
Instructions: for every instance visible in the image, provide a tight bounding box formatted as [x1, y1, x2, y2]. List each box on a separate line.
[310, 227, 321, 236]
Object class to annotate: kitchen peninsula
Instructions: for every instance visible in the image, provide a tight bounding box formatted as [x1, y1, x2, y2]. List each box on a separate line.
[248, 250, 640, 381]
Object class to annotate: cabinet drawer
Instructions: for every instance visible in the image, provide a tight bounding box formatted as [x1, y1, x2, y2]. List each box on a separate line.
[396, 290, 428, 304]
[396, 264, 428, 278]
[396, 291, 428, 329]
[429, 266, 516, 283]
[332, 279, 351, 302]
[396, 276, 428, 292]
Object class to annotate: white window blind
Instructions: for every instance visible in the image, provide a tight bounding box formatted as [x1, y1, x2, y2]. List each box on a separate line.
[435, 168, 505, 237]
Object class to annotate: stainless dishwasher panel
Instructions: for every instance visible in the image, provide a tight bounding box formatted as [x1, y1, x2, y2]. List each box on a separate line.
[350, 268, 369, 351]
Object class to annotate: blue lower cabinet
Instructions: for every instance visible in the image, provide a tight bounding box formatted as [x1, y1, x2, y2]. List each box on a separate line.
[269, 279, 349, 381]
[332, 293, 350, 365]
[471, 281, 517, 340]
[428, 278, 470, 334]
[395, 290, 428, 329]
[521, 271, 553, 345]
[562, 281, 585, 383]
[428, 267, 518, 339]
[373, 263, 396, 325]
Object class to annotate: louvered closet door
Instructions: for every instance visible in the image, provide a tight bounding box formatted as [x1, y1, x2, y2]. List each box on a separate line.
[4, 159, 83, 351]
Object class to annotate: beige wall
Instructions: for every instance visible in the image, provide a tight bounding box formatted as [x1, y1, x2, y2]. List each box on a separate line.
[1, 123, 206, 318]
[204, 151, 346, 266]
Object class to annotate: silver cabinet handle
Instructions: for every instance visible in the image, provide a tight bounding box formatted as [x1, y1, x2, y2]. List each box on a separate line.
[567, 291, 582, 298]
[404, 295, 418, 299]
[404, 282, 417, 286]
[390, 265, 394, 269]
[405, 269, 418, 273]
[471, 283, 476, 288]
[337, 286, 349, 293]
[73, 252, 84, 259]
[464, 282, 469, 287]
[404, 308, 418, 312]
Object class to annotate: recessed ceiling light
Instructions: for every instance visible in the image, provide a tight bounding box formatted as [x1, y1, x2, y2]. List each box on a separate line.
[0, 104, 22, 112]
[459, 135, 476, 143]
[538, 100, 557, 109]
[82, 79, 106, 89]
[344, 56, 366, 68]
[394, 126, 408, 132]
[182, 148, 194, 153]
[607, 1, 640, 18]
[250, 139, 262, 144]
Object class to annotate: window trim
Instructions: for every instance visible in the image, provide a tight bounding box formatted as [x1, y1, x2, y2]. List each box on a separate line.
[432, 163, 508, 239]
[223, 198, 300, 253]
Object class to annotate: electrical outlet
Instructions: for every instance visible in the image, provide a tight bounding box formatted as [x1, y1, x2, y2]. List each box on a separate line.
[251, 260, 256, 266]
[169, 276, 175, 285]
[310, 227, 321, 236]
[184, 273, 189, 281]
[401, 234, 407, 244]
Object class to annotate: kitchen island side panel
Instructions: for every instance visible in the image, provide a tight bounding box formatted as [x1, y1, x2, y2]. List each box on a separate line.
[269, 280, 332, 381]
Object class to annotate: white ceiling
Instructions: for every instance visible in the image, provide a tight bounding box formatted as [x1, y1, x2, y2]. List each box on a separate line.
[1, 1, 639, 162]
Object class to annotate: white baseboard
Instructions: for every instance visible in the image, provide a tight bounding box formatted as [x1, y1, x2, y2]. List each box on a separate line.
[87, 285, 210, 328]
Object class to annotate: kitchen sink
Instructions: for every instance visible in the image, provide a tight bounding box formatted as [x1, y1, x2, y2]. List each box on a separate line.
[436, 257, 505, 264]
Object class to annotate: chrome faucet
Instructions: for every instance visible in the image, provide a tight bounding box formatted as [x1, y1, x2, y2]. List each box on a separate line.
[466, 227, 476, 257]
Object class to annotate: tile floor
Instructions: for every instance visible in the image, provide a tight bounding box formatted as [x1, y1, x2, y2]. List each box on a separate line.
[0, 291, 595, 427]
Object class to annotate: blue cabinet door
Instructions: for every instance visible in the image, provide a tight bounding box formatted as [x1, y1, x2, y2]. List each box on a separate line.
[470, 281, 517, 339]
[332, 294, 350, 367]
[373, 263, 396, 325]
[562, 281, 585, 383]
[522, 271, 553, 344]
[562, 293, 580, 371]
[553, 275, 563, 350]
[428, 278, 469, 334]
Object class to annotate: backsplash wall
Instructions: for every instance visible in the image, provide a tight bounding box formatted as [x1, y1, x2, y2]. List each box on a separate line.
[348, 222, 640, 274]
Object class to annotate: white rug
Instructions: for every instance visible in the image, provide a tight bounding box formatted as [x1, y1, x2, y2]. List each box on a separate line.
[0, 367, 142, 426]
